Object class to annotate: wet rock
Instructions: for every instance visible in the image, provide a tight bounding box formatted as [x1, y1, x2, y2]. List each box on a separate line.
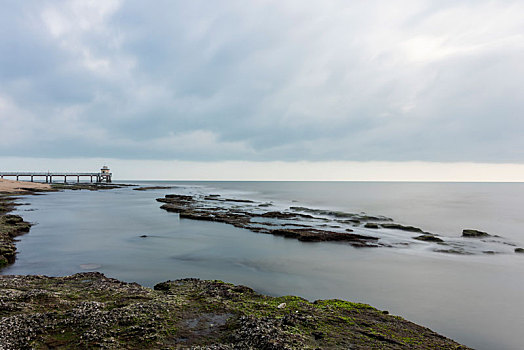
[261, 211, 314, 219]
[434, 249, 472, 255]
[258, 203, 273, 207]
[364, 223, 379, 229]
[462, 229, 490, 238]
[380, 223, 424, 233]
[515, 248, 524, 253]
[51, 183, 129, 191]
[290, 207, 393, 221]
[164, 194, 193, 201]
[204, 196, 255, 203]
[133, 186, 172, 191]
[413, 235, 444, 243]
[337, 219, 361, 225]
[0, 212, 33, 268]
[271, 228, 379, 246]
[3, 214, 24, 225]
[159, 203, 185, 213]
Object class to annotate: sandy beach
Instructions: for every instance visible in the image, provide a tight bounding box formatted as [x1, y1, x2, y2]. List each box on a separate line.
[0, 179, 51, 193]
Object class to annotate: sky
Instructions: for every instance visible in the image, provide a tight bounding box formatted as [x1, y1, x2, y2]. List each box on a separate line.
[0, 0, 523, 180]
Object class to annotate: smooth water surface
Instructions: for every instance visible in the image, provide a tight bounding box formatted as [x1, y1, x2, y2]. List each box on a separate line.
[3, 182, 524, 349]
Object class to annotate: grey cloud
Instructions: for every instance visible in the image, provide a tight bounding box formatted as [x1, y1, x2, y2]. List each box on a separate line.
[0, 0, 523, 162]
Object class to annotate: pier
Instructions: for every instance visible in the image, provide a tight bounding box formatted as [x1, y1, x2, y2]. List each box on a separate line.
[0, 166, 112, 183]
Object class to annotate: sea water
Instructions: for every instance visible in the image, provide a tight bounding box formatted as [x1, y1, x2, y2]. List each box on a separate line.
[3, 181, 524, 349]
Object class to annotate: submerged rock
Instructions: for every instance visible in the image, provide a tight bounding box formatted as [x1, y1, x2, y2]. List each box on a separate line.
[462, 229, 490, 238]
[434, 248, 472, 255]
[0, 272, 471, 349]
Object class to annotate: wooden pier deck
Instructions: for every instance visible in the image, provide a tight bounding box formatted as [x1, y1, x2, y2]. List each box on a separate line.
[0, 172, 112, 183]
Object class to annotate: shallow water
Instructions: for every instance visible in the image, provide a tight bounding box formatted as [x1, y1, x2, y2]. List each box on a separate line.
[3, 181, 524, 349]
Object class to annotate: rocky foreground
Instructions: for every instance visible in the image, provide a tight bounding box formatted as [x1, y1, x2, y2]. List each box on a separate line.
[0, 272, 469, 349]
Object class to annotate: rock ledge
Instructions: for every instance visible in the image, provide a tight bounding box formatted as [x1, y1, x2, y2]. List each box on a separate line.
[0, 272, 470, 349]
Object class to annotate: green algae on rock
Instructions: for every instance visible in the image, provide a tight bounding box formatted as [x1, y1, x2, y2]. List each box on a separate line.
[0, 272, 470, 349]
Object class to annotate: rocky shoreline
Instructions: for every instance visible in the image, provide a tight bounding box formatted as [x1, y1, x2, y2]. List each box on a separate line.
[0, 272, 470, 349]
[0, 182, 473, 348]
[0, 191, 44, 269]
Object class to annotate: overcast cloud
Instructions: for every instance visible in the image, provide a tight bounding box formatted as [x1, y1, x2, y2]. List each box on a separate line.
[1, 0, 523, 163]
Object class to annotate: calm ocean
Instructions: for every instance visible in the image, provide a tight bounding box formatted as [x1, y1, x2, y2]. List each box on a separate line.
[3, 181, 524, 349]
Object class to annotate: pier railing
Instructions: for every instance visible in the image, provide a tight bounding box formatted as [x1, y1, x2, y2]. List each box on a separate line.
[0, 172, 112, 183]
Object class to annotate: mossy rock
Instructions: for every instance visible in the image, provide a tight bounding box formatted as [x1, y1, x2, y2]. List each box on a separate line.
[0, 273, 471, 349]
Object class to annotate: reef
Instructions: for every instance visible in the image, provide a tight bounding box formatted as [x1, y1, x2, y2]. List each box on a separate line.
[156, 193, 522, 256]
[157, 194, 383, 247]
